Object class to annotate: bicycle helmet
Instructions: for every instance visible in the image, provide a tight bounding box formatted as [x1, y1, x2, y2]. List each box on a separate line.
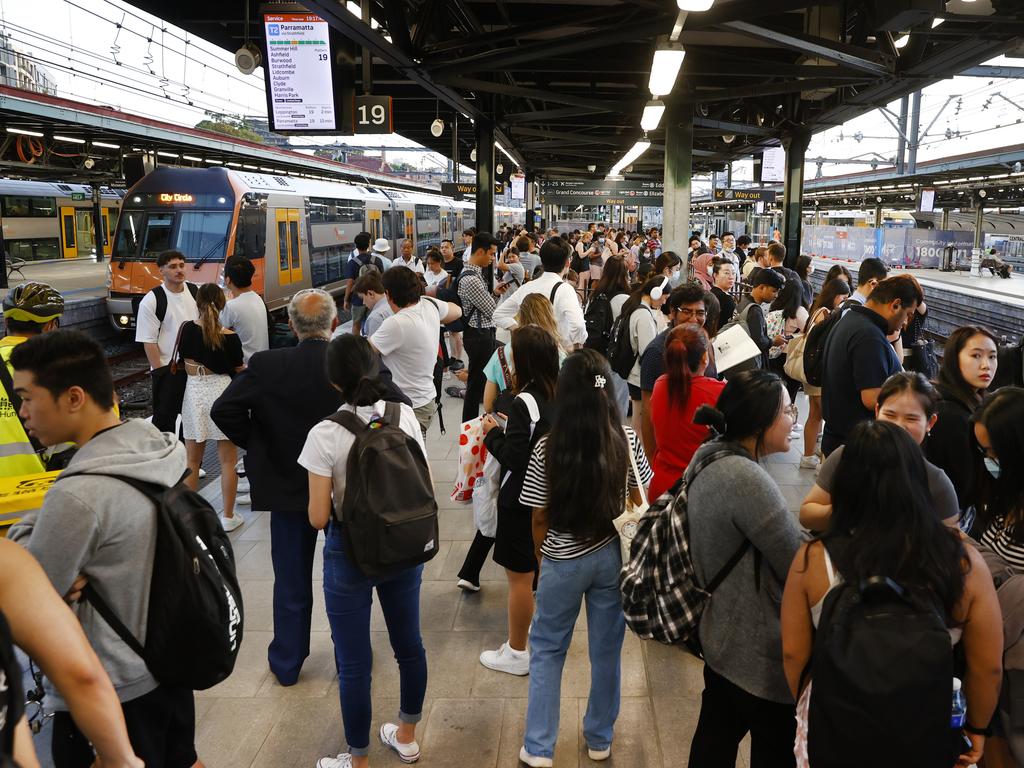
[3, 282, 64, 324]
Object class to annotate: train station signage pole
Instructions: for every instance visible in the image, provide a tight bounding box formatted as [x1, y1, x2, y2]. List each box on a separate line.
[663, 101, 693, 264]
[782, 128, 811, 269]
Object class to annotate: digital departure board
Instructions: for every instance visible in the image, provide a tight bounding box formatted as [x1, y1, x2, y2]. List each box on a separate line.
[263, 11, 343, 133]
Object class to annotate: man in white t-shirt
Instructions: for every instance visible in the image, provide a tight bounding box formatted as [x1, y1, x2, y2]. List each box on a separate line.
[492, 238, 586, 350]
[220, 256, 270, 364]
[134, 249, 198, 433]
[369, 266, 461, 435]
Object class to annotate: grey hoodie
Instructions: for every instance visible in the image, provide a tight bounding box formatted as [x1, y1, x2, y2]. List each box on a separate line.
[9, 419, 186, 709]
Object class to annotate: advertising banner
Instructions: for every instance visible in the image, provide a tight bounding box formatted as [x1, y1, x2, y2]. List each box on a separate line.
[803, 225, 974, 268]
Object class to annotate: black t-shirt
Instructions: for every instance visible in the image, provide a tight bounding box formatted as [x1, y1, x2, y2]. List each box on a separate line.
[0, 610, 23, 763]
[821, 305, 901, 443]
[443, 256, 464, 280]
[178, 322, 244, 375]
[711, 287, 736, 326]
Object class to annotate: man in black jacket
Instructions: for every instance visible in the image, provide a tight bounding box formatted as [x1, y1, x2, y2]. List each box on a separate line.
[736, 268, 786, 368]
[211, 289, 341, 687]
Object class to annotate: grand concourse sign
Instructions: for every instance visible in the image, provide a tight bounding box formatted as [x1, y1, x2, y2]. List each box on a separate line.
[539, 178, 664, 206]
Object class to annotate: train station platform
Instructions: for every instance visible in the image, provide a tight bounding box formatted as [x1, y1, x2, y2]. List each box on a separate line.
[2, 258, 108, 300]
[33, 392, 819, 768]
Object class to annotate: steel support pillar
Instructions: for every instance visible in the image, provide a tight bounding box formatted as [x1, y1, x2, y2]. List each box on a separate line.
[974, 204, 985, 250]
[92, 183, 105, 262]
[525, 173, 536, 231]
[896, 95, 908, 175]
[452, 114, 459, 183]
[475, 117, 495, 234]
[782, 128, 811, 269]
[663, 101, 693, 266]
[874, 205, 882, 228]
[940, 208, 950, 230]
[907, 90, 922, 175]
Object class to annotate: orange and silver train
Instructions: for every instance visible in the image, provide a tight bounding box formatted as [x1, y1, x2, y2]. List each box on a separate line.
[106, 166, 524, 329]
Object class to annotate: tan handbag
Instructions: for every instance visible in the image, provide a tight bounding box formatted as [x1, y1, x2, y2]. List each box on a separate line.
[612, 428, 649, 562]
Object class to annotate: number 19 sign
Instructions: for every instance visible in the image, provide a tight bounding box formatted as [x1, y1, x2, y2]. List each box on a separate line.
[354, 95, 393, 135]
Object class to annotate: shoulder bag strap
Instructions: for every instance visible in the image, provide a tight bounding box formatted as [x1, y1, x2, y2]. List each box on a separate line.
[168, 320, 190, 375]
[81, 582, 146, 658]
[622, 427, 649, 507]
[151, 285, 167, 323]
[382, 400, 402, 427]
[549, 281, 564, 303]
[496, 345, 513, 390]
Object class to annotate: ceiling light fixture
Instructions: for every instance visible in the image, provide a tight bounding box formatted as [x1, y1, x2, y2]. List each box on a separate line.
[648, 42, 685, 98]
[931, 17, 945, 27]
[677, 0, 714, 11]
[894, 34, 910, 48]
[6, 127, 43, 137]
[640, 100, 666, 131]
[611, 138, 652, 175]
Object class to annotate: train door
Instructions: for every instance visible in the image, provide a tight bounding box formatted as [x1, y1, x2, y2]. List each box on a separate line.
[59, 206, 77, 258]
[367, 209, 383, 241]
[101, 208, 115, 257]
[274, 208, 304, 285]
[404, 209, 414, 247]
[75, 210, 95, 256]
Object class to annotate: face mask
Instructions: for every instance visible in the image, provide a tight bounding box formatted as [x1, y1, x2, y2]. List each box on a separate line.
[984, 457, 1001, 479]
[672, 268, 681, 279]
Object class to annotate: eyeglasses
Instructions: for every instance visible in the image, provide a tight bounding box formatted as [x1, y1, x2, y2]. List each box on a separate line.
[677, 308, 707, 320]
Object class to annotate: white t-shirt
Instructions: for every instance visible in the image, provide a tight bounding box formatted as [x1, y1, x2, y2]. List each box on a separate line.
[220, 291, 269, 364]
[391, 256, 425, 274]
[135, 284, 199, 368]
[424, 269, 449, 292]
[298, 400, 427, 501]
[628, 303, 658, 387]
[370, 297, 446, 408]
[491, 272, 586, 350]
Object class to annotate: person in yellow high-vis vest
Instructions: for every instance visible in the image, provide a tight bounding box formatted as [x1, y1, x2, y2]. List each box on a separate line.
[0, 282, 64, 478]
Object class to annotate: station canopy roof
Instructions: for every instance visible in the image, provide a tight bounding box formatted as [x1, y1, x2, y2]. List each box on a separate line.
[131, 0, 1024, 178]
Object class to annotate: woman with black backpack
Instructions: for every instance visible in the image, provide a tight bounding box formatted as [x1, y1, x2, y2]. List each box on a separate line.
[585, 257, 632, 415]
[686, 369, 803, 767]
[517, 349, 652, 767]
[299, 335, 430, 768]
[782, 420, 1002, 768]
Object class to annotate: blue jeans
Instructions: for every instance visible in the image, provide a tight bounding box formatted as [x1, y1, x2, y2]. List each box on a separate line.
[268, 511, 319, 685]
[524, 541, 626, 757]
[322, 525, 427, 756]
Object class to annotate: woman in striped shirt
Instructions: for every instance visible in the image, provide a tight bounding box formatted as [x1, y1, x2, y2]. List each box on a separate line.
[517, 349, 652, 768]
[973, 387, 1024, 569]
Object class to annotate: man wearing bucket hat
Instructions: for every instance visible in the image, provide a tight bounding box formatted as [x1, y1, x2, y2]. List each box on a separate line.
[0, 282, 65, 475]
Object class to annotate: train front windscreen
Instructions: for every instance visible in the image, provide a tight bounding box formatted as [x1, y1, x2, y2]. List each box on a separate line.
[113, 194, 234, 265]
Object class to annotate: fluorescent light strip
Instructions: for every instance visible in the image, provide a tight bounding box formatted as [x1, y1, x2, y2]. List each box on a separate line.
[494, 142, 516, 163]
[91, 141, 121, 149]
[6, 127, 43, 137]
[649, 47, 685, 97]
[611, 139, 652, 174]
[182, 155, 203, 162]
[157, 151, 180, 159]
[640, 100, 666, 132]
[53, 134, 86, 144]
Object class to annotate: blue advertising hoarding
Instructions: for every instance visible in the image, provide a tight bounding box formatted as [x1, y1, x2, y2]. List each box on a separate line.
[803, 226, 973, 268]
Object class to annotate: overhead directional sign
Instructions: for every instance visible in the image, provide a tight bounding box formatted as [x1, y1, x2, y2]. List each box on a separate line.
[713, 188, 777, 203]
[441, 182, 505, 198]
[538, 178, 664, 206]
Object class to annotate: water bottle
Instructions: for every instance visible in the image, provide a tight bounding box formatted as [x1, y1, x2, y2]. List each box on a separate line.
[952, 677, 967, 729]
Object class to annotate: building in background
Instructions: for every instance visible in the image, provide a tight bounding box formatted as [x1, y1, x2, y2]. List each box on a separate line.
[0, 32, 57, 96]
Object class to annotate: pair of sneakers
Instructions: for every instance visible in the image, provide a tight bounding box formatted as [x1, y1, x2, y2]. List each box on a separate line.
[317, 723, 420, 767]
[518, 745, 611, 766]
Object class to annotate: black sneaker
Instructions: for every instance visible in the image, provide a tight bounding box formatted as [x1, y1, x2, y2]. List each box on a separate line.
[445, 386, 466, 399]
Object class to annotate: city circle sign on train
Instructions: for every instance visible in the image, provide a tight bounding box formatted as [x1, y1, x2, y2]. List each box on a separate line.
[538, 179, 664, 206]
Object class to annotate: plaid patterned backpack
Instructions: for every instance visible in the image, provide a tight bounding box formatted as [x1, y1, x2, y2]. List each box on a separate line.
[619, 447, 753, 655]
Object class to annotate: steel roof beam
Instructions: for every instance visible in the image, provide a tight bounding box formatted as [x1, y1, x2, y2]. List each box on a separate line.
[508, 127, 625, 145]
[690, 77, 870, 102]
[693, 117, 774, 136]
[436, 76, 643, 113]
[722, 20, 892, 76]
[504, 106, 613, 123]
[959, 65, 1024, 79]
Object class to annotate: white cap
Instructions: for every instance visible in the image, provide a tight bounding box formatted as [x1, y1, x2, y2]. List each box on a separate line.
[372, 238, 390, 253]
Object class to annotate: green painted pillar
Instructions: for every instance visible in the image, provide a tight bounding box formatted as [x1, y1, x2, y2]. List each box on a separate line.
[663, 101, 693, 269]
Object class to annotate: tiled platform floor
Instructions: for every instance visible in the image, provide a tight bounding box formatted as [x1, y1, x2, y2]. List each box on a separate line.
[34, 390, 818, 768]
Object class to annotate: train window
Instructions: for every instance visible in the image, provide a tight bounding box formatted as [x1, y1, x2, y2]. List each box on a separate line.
[33, 239, 59, 260]
[114, 211, 144, 260]
[382, 210, 393, 241]
[234, 204, 267, 260]
[175, 211, 231, 262]
[308, 197, 362, 224]
[289, 220, 300, 271]
[62, 215, 76, 249]
[277, 221, 288, 272]
[416, 205, 440, 222]
[32, 197, 57, 217]
[1, 196, 57, 217]
[141, 213, 174, 259]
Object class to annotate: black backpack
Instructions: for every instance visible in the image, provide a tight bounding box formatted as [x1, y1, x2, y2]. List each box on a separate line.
[803, 299, 856, 387]
[807, 540, 956, 768]
[607, 305, 653, 379]
[437, 271, 474, 332]
[151, 282, 199, 322]
[81, 474, 243, 691]
[328, 402, 440, 577]
[583, 292, 616, 355]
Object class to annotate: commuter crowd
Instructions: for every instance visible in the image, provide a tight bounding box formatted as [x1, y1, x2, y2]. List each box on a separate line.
[0, 220, 1022, 768]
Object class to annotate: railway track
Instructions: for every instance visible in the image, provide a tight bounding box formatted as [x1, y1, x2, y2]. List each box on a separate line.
[108, 349, 150, 387]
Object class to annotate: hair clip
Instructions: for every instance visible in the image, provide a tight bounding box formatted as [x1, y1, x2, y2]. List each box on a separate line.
[594, 375, 606, 389]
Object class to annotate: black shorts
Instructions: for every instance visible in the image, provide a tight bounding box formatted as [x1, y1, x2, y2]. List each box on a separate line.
[493, 502, 538, 574]
[52, 684, 198, 768]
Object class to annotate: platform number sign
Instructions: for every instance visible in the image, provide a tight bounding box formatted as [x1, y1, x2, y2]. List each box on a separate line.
[354, 95, 393, 135]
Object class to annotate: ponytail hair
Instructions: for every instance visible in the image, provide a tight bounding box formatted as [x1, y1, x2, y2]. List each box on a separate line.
[664, 324, 708, 409]
[326, 334, 390, 406]
[195, 283, 226, 350]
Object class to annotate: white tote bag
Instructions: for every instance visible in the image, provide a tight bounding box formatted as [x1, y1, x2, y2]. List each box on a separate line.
[612, 429, 649, 562]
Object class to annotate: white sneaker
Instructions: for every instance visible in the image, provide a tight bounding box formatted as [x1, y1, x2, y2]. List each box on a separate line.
[236, 476, 250, 494]
[480, 642, 530, 676]
[588, 746, 611, 761]
[316, 754, 353, 768]
[457, 579, 480, 592]
[220, 513, 245, 532]
[518, 746, 553, 767]
[236, 493, 251, 506]
[380, 723, 420, 763]
[799, 455, 820, 470]
[198, 467, 207, 479]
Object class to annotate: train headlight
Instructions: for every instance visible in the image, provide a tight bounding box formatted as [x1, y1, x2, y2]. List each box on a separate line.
[119, 315, 129, 326]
